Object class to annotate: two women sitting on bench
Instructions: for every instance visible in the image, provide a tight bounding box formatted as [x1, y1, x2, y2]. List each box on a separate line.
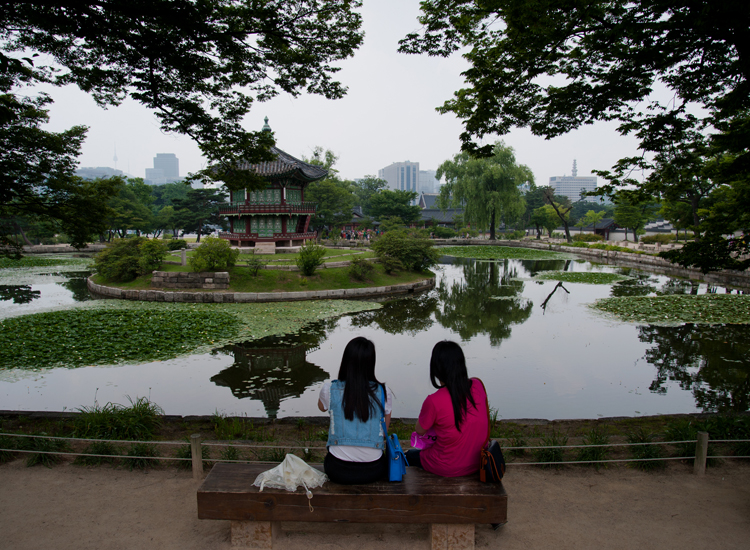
[318, 337, 488, 484]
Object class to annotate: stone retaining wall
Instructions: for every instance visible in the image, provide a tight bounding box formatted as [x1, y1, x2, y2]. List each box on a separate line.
[88, 276, 435, 303]
[151, 271, 229, 289]
[434, 238, 750, 289]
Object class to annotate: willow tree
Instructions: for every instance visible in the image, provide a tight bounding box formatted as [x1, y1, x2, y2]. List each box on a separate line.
[436, 142, 532, 240]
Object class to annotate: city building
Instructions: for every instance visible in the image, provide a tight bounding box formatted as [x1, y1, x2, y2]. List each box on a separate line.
[548, 160, 599, 203]
[218, 118, 323, 252]
[75, 166, 123, 180]
[419, 169, 440, 194]
[145, 153, 180, 185]
[378, 161, 420, 194]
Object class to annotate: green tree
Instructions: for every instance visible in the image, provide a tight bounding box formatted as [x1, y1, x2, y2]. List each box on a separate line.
[0, 85, 119, 256]
[353, 175, 387, 215]
[576, 210, 606, 234]
[94, 237, 167, 282]
[400, 0, 750, 263]
[188, 237, 239, 272]
[172, 188, 227, 242]
[369, 190, 422, 225]
[613, 195, 660, 243]
[532, 205, 560, 238]
[371, 229, 439, 273]
[3, 1, 364, 191]
[303, 147, 355, 232]
[437, 142, 532, 240]
[542, 187, 575, 242]
[105, 179, 154, 239]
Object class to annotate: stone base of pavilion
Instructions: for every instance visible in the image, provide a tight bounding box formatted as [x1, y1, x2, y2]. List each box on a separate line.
[235, 244, 302, 255]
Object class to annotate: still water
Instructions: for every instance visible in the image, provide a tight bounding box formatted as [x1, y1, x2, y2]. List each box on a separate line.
[1, 256, 748, 420]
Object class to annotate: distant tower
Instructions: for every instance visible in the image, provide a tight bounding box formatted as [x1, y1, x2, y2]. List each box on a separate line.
[572, 159, 578, 177]
[113, 144, 118, 170]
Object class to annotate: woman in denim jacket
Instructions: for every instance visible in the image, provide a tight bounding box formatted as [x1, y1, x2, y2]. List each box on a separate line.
[318, 337, 393, 484]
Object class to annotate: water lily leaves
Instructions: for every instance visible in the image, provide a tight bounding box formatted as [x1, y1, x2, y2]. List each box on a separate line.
[535, 271, 630, 284]
[436, 246, 575, 261]
[591, 295, 750, 325]
[0, 300, 379, 370]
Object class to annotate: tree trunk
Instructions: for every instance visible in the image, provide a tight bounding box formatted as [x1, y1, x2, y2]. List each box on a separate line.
[14, 223, 33, 246]
[691, 195, 701, 242]
[489, 210, 496, 241]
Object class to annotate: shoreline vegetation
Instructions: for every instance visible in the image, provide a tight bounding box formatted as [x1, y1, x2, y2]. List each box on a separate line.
[2, 405, 748, 471]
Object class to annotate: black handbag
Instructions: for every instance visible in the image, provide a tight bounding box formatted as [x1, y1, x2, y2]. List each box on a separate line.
[477, 379, 506, 482]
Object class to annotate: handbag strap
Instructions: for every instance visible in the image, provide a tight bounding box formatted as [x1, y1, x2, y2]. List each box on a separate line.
[378, 384, 389, 439]
[475, 378, 491, 448]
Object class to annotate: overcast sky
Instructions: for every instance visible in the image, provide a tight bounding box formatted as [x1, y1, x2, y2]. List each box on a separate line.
[40, 0, 642, 187]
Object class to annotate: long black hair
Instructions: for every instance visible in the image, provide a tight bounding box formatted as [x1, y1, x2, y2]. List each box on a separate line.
[337, 337, 382, 422]
[430, 340, 476, 431]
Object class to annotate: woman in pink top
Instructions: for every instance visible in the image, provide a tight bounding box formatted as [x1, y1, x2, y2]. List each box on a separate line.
[405, 341, 489, 477]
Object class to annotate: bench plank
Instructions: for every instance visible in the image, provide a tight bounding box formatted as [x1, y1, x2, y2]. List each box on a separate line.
[198, 463, 507, 525]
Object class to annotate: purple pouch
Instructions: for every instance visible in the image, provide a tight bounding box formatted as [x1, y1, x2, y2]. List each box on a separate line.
[410, 429, 438, 450]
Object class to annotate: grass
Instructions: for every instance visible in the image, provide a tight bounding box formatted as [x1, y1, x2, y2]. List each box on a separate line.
[626, 427, 666, 471]
[123, 442, 160, 470]
[74, 440, 121, 466]
[25, 436, 71, 467]
[591, 294, 750, 325]
[575, 427, 611, 469]
[436, 245, 575, 260]
[0, 435, 16, 463]
[73, 397, 163, 440]
[533, 431, 568, 468]
[175, 440, 211, 469]
[213, 413, 274, 441]
[535, 271, 630, 284]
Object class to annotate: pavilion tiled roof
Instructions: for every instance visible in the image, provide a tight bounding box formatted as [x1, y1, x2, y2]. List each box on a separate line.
[236, 146, 328, 182]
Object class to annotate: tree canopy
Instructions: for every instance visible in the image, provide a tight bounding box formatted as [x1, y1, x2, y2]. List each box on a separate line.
[2, 1, 364, 189]
[437, 142, 531, 239]
[368, 190, 422, 225]
[401, 0, 750, 268]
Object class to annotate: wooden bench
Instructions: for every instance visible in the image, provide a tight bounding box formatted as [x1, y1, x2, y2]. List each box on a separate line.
[198, 463, 507, 550]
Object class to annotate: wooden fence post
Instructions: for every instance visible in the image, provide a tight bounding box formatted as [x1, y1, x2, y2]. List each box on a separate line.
[694, 431, 709, 475]
[191, 433, 203, 480]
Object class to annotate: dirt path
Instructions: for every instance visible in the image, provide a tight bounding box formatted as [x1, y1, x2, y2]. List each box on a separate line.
[1, 459, 749, 549]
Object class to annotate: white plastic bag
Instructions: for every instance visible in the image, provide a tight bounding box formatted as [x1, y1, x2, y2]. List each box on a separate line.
[253, 454, 328, 494]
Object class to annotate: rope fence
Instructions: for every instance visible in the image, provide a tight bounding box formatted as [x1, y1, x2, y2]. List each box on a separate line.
[2, 431, 748, 478]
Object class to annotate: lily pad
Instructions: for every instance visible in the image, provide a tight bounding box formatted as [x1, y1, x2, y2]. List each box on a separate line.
[436, 246, 574, 261]
[591, 294, 750, 325]
[0, 300, 380, 370]
[535, 271, 630, 284]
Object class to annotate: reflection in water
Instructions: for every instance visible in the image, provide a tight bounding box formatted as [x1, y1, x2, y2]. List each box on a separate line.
[435, 259, 532, 346]
[210, 320, 334, 418]
[640, 324, 750, 413]
[540, 281, 569, 314]
[52, 271, 94, 302]
[0, 285, 41, 304]
[517, 259, 569, 276]
[350, 292, 438, 335]
[611, 269, 702, 297]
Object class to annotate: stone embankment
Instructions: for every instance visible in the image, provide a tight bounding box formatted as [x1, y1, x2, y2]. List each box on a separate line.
[87, 276, 435, 303]
[151, 271, 229, 290]
[434, 238, 750, 289]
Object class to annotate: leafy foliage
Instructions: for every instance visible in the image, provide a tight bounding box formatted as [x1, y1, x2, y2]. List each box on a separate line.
[3, 1, 364, 189]
[74, 440, 121, 466]
[0, 300, 379, 369]
[25, 436, 71, 468]
[533, 431, 567, 469]
[73, 397, 164, 440]
[436, 246, 573, 260]
[123, 443, 160, 470]
[437, 142, 532, 240]
[172, 189, 228, 242]
[94, 237, 167, 282]
[371, 230, 439, 273]
[188, 237, 239, 272]
[368, 190, 422, 224]
[593, 295, 750, 325]
[575, 427, 610, 469]
[296, 241, 327, 276]
[535, 271, 630, 285]
[0, 307, 241, 369]
[626, 427, 665, 471]
[347, 256, 374, 281]
[166, 239, 188, 251]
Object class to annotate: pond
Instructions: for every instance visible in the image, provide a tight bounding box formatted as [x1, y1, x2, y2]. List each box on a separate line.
[1, 253, 748, 420]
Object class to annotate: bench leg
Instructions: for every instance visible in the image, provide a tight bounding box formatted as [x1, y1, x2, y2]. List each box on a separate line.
[430, 524, 474, 550]
[230, 521, 279, 549]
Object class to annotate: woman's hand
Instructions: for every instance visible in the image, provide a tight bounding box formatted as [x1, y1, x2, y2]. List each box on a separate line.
[317, 398, 326, 412]
[414, 420, 427, 435]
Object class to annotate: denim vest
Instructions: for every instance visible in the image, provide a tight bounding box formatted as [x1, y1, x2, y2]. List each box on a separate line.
[327, 380, 385, 449]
